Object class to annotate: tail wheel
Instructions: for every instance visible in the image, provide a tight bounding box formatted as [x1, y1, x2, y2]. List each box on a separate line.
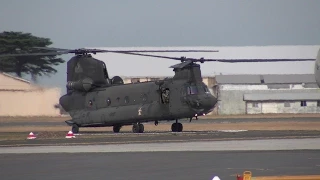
[72, 124, 79, 133]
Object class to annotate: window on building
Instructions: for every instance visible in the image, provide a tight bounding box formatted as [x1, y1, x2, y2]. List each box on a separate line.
[131, 78, 140, 83]
[301, 101, 307, 107]
[252, 102, 259, 108]
[150, 78, 160, 81]
[317, 101, 320, 107]
[284, 102, 290, 107]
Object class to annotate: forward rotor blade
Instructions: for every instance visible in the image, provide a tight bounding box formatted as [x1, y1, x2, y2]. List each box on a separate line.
[0, 52, 65, 57]
[32, 47, 219, 53]
[32, 47, 70, 51]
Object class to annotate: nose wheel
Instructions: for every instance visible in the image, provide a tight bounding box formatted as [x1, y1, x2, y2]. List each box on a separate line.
[171, 122, 183, 132]
[132, 123, 144, 133]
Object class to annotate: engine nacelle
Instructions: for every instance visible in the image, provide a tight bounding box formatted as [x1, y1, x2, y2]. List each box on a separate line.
[66, 78, 94, 92]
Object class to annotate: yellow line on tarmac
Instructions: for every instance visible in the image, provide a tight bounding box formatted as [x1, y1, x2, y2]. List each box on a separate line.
[252, 175, 320, 180]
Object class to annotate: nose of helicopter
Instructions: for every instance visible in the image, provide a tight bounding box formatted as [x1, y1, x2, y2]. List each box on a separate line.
[189, 94, 217, 113]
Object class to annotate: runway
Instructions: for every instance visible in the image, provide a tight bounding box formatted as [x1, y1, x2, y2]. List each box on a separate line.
[0, 149, 319, 179]
[1, 137, 320, 179]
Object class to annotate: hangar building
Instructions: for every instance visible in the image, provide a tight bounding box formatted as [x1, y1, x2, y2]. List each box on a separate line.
[0, 72, 62, 117]
[214, 74, 320, 115]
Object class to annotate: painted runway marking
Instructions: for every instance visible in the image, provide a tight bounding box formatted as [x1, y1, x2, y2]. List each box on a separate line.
[0, 138, 319, 154]
[217, 130, 248, 132]
[75, 130, 249, 136]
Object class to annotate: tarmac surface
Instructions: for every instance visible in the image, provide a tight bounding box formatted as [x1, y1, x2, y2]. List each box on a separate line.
[1, 116, 320, 179]
[1, 117, 320, 126]
[1, 130, 320, 147]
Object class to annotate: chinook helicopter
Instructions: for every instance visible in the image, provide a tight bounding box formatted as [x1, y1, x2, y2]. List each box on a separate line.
[0, 47, 318, 133]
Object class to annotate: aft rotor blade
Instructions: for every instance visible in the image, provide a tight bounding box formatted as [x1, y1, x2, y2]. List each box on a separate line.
[110, 52, 316, 63]
[207, 58, 316, 63]
[112, 52, 186, 60]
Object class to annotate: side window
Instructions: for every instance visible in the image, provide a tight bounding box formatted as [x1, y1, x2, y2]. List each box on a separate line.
[106, 98, 111, 106]
[141, 94, 148, 102]
[124, 96, 130, 104]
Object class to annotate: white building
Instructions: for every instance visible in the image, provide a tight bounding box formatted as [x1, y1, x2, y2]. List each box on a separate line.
[0, 72, 62, 117]
[215, 74, 320, 115]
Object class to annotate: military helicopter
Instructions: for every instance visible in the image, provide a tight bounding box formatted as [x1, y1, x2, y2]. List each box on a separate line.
[0, 47, 318, 133]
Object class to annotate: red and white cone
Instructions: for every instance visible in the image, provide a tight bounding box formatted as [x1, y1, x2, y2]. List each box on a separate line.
[65, 131, 75, 138]
[27, 132, 36, 139]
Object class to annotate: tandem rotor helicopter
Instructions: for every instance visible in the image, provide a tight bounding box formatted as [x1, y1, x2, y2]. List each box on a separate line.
[0, 47, 318, 133]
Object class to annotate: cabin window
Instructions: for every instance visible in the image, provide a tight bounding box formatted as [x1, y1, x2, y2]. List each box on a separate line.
[141, 94, 148, 102]
[106, 98, 111, 106]
[124, 96, 130, 104]
[187, 86, 198, 95]
[161, 88, 170, 104]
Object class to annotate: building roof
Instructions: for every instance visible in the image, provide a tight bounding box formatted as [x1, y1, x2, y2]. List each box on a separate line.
[0, 72, 30, 83]
[244, 92, 320, 101]
[216, 74, 316, 84]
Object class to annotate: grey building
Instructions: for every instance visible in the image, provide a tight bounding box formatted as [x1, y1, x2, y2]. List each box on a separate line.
[214, 74, 320, 115]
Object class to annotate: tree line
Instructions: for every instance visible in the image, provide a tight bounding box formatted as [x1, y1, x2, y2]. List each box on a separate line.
[0, 31, 65, 81]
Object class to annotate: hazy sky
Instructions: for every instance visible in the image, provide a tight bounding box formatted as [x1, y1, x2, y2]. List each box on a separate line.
[1, 0, 320, 93]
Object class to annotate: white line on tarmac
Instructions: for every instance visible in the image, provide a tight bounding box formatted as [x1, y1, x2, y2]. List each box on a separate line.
[0, 138, 319, 154]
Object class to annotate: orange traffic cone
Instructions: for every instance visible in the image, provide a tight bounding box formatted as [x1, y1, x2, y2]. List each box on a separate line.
[27, 132, 36, 139]
[65, 131, 75, 138]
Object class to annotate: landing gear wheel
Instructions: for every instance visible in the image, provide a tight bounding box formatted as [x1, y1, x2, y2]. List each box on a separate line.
[72, 124, 79, 133]
[113, 125, 121, 133]
[171, 122, 183, 132]
[132, 123, 144, 133]
[138, 123, 144, 133]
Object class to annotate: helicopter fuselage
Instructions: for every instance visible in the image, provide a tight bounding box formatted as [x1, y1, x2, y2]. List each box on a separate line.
[60, 78, 217, 128]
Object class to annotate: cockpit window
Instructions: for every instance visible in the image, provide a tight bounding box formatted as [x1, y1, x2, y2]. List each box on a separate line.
[203, 86, 210, 93]
[187, 86, 198, 95]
